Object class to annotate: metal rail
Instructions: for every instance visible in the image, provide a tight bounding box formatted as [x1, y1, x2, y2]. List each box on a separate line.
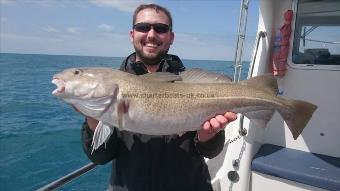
[248, 31, 267, 78]
[36, 162, 97, 191]
[233, 0, 250, 82]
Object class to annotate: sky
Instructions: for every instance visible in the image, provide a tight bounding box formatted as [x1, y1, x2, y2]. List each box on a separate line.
[0, 0, 259, 61]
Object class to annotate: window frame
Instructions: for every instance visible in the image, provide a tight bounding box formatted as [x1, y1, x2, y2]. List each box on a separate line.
[290, 0, 340, 71]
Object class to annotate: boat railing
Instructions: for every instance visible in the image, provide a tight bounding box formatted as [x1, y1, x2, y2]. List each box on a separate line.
[233, 0, 250, 82]
[248, 31, 267, 78]
[36, 162, 97, 191]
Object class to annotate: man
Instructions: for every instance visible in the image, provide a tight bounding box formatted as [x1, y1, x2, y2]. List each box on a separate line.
[81, 4, 237, 191]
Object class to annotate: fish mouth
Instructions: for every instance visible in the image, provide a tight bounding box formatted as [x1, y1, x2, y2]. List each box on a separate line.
[52, 78, 66, 96]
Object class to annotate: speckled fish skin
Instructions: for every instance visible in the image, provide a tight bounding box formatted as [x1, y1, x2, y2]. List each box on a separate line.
[52, 67, 317, 150]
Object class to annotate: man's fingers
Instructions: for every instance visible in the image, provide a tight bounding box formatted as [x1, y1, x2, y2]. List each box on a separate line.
[210, 118, 221, 129]
[203, 121, 211, 131]
[224, 112, 237, 121]
[202, 112, 237, 134]
[215, 115, 228, 124]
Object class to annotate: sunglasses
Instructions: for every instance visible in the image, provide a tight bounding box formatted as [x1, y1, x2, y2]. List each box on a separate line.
[133, 23, 170, 34]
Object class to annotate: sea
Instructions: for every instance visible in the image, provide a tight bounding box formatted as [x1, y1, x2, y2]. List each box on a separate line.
[0, 53, 249, 191]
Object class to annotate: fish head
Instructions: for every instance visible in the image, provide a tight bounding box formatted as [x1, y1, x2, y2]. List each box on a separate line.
[52, 67, 116, 100]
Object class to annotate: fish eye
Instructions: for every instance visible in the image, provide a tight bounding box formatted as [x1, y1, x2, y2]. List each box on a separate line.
[73, 69, 82, 75]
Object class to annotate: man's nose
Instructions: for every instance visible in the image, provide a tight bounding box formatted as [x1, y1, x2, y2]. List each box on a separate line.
[147, 28, 157, 39]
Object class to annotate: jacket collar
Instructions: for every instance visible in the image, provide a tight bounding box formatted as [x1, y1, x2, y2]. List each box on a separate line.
[120, 52, 185, 75]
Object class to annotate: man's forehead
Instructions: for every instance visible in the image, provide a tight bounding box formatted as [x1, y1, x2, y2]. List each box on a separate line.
[135, 8, 169, 24]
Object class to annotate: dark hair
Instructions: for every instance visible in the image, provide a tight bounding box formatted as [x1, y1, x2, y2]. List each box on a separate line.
[133, 4, 173, 31]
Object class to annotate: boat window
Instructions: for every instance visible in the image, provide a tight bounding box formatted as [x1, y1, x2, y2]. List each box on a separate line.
[292, 0, 340, 65]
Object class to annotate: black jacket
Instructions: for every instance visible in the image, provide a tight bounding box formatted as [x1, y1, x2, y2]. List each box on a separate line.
[81, 53, 225, 191]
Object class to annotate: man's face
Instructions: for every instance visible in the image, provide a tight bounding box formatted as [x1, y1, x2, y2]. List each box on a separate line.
[130, 8, 174, 64]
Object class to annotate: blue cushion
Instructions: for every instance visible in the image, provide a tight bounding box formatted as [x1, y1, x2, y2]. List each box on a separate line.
[252, 144, 340, 191]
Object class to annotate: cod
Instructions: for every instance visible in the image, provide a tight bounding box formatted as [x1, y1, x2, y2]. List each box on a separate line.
[52, 67, 317, 151]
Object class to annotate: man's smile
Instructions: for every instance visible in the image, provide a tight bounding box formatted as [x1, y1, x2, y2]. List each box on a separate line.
[143, 41, 161, 48]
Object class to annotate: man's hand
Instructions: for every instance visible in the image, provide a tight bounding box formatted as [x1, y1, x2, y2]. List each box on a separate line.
[198, 112, 237, 142]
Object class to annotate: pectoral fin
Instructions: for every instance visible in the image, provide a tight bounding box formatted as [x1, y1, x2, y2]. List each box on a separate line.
[91, 121, 113, 153]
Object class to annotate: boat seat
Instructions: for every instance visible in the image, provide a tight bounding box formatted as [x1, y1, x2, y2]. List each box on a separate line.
[251, 144, 340, 191]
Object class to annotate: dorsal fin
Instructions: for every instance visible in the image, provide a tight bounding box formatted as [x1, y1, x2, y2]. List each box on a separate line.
[240, 74, 278, 95]
[178, 68, 232, 83]
[138, 72, 181, 82]
[137, 69, 232, 84]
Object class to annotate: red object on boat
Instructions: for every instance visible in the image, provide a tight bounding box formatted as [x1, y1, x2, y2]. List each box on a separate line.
[272, 10, 293, 77]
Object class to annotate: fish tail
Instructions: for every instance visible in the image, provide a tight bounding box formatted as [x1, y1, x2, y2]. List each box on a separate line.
[279, 99, 317, 139]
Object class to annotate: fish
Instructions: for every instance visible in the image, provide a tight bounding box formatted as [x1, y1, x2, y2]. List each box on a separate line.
[51, 67, 317, 151]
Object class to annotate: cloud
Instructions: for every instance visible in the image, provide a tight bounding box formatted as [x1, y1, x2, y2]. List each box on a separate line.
[42, 25, 59, 33]
[1, 0, 55, 7]
[1, 17, 8, 22]
[0, 0, 86, 9]
[98, 24, 114, 32]
[89, 0, 153, 12]
[1, 30, 132, 57]
[0, 0, 12, 5]
[171, 32, 234, 60]
[66, 27, 79, 33]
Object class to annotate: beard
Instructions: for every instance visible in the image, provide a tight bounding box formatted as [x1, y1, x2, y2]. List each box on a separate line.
[133, 40, 170, 66]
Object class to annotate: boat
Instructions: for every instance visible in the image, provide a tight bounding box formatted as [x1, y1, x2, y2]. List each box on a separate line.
[206, 0, 340, 191]
[38, 0, 340, 190]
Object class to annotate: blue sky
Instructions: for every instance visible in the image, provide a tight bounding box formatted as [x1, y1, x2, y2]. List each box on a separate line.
[0, 0, 259, 61]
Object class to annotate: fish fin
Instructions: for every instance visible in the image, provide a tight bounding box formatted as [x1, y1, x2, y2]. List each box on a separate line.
[117, 100, 129, 129]
[240, 74, 278, 95]
[279, 99, 317, 139]
[138, 72, 181, 82]
[91, 121, 113, 153]
[179, 68, 232, 83]
[244, 110, 275, 127]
